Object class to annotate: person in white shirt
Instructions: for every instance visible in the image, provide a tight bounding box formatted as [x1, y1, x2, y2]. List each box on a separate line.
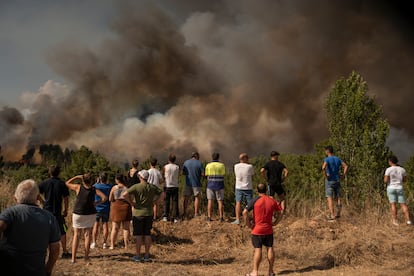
[232, 153, 254, 225]
[384, 155, 412, 226]
[162, 154, 180, 223]
[147, 158, 164, 220]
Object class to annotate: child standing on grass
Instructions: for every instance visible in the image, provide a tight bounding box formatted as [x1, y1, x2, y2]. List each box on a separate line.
[384, 156, 412, 226]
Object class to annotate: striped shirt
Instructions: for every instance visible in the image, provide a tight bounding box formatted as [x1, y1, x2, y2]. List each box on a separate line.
[205, 161, 226, 191]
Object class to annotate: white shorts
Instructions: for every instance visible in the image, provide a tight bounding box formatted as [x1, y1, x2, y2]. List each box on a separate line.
[206, 188, 224, 201]
[72, 214, 95, 229]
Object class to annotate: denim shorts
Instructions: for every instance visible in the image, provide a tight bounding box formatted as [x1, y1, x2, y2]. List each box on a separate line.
[387, 187, 406, 204]
[235, 189, 253, 203]
[325, 181, 341, 198]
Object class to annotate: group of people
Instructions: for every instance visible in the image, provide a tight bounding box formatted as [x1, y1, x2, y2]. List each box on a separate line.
[0, 147, 411, 275]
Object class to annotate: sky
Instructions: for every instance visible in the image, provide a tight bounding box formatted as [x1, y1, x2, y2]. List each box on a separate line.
[0, 0, 414, 163]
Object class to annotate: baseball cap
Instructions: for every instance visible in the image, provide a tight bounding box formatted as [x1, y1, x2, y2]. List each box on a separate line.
[138, 170, 149, 180]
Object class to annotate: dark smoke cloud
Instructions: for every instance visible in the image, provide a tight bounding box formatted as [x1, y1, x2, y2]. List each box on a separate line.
[1, 0, 413, 163]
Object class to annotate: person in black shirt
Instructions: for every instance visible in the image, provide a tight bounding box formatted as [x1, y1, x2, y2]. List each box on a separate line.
[39, 165, 70, 258]
[127, 159, 140, 187]
[260, 151, 289, 213]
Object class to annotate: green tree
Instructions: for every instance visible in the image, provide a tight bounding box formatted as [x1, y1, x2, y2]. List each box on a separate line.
[325, 71, 390, 205]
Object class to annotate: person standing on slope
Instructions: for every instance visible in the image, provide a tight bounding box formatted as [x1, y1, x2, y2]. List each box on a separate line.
[243, 183, 283, 276]
[384, 155, 412, 226]
[322, 146, 348, 220]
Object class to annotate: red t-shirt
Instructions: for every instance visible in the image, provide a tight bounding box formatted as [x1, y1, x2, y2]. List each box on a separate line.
[246, 196, 282, 235]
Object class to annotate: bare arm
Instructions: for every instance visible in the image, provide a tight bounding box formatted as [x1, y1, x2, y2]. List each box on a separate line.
[95, 189, 108, 204]
[243, 209, 253, 229]
[273, 210, 283, 226]
[109, 186, 116, 202]
[63, 196, 69, 217]
[66, 175, 82, 193]
[260, 168, 267, 181]
[283, 168, 289, 179]
[342, 162, 349, 176]
[384, 175, 390, 184]
[46, 242, 60, 276]
[322, 162, 328, 178]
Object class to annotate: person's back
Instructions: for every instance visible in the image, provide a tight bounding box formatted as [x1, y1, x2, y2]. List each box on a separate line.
[164, 163, 179, 188]
[129, 182, 161, 216]
[205, 161, 226, 190]
[148, 168, 163, 188]
[73, 185, 96, 215]
[250, 196, 281, 235]
[183, 158, 203, 187]
[127, 160, 140, 187]
[324, 156, 342, 182]
[264, 160, 285, 186]
[234, 162, 254, 190]
[94, 182, 113, 213]
[39, 177, 69, 216]
[385, 165, 406, 189]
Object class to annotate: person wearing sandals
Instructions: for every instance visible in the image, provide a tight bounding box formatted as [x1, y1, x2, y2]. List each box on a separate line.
[243, 183, 283, 276]
[124, 170, 163, 262]
[66, 173, 107, 263]
[322, 146, 348, 220]
[384, 155, 412, 226]
[109, 174, 132, 249]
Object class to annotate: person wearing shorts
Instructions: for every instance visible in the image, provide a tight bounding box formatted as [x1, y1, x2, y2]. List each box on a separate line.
[243, 183, 283, 276]
[183, 152, 204, 218]
[232, 153, 254, 225]
[384, 155, 412, 226]
[322, 146, 348, 220]
[205, 153, 226, 222]
[91, 172, 113, 249]
[125, 170, 163, 262]
[260, 151, 288, 213]
[39, 165, 70, 258]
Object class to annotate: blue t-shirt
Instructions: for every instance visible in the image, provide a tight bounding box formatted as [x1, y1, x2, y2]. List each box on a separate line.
[324, 156, 343, 181]
[94, 183, 113, 213]
[183, 159, 204, 187]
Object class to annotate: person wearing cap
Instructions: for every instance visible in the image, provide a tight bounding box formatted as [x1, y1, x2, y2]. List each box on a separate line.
[232, 153, 254, 225]
[183, 152, 204, 218]
[123, 170, 163, 262]
[260, 151, 288, 213]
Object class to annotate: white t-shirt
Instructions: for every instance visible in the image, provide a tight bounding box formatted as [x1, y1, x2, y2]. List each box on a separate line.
[385, 166, 406, 190]
[164, 163, 180, 188]
[234, 163, 254, 190]
[148, 168, 163, 188]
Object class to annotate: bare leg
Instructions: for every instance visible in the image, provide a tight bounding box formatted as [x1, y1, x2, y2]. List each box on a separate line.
[61, 234, 68, 253]
[235, 201, 241, 221]
[144, 236, 152, 257]
[327, 197, 335, 218]
[336, 197, 342, 217]
[92, 221, 99, 245]
[103, 222, 109, 245]
[278, 193, 286, 214]
[111, 222, 120, 249]
[72, 228, 81, 263]
[122, 221, 130, 248]
[194, 195, 200, 216]
[153, 203, 158, 220]
[84, 228, 92, 260]
[401, 203, 411, 222]
[135, 236, 143, 256]
[267, 247, 275, 275]
[207, 199, 213, 219]
[183, 196, 190, 218]
[218, 200, 224, 219]
[252, 248, 262, 275]
[390, 203, 397, 220]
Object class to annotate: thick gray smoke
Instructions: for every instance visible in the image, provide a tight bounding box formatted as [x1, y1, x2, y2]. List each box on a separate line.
[1, 0, 413, 163]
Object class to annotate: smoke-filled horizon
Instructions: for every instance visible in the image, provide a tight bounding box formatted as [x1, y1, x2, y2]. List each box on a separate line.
[1, 0, 414, 164]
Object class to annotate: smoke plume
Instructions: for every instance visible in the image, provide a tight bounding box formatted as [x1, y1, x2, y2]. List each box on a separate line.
[1, 0, 413, 164]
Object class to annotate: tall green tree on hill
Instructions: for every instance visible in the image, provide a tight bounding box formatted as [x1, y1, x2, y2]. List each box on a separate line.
[325, 71, 390, 204]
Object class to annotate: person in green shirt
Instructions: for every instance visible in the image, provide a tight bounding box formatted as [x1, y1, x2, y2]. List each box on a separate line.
[124, 170, 163, 262]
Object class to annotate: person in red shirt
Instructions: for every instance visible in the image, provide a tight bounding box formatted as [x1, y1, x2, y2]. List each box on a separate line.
[243, 183, 283, 276]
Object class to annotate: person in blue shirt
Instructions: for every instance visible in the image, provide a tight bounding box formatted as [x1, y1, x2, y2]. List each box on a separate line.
[182, 152, 204, 218]
[91, 172, 112, 249]
[322, 146, 348, 220]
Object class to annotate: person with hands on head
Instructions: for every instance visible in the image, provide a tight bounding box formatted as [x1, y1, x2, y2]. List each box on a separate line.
[243, 183, 282, 276]
[0, 179, 61, 276]
[39, 165, 71, 258]
[66, 173, 107, 263]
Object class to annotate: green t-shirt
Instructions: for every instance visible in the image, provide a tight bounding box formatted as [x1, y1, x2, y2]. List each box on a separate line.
[127, 181, 162, 217]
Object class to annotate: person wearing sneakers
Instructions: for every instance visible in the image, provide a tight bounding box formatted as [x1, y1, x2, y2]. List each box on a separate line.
[205, 152, 226, 222]
[91, 172, 113, 250]
[124, 170, 163, 262]
[232, 153, 254, 225]
[147, 157, 163, 220]
[384, 155, 412, 226]
[243, 183, 283, 276]
[162, 154, 180, 223]
[322, 146, 348, 220]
